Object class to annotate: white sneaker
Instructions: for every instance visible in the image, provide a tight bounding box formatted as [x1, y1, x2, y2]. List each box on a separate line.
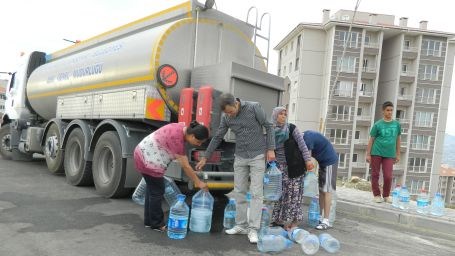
[373, 196, 383, 203]
[248, 229, 259, 244]
[225, 225, 248, 235]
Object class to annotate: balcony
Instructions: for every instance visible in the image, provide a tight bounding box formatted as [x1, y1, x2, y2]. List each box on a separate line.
[357, 115, 371, 121]
[359, 90, 374, 97]
[352, 162, 368, 168]
[400, 71, 416, 83]
[394, 164, 405, 170]
[396, 118, 410, 124]
[397, 94, 413, 101]
[364, 42, 379, 49]
[403, 46, 418, 52]
[362, 66, 377, 73]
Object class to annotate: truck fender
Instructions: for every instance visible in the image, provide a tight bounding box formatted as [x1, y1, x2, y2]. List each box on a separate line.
[41, 119, 68, 148]
[62, 120, 94, 161]
[89, 119, 151, 158]
[1, 114, 10, 127]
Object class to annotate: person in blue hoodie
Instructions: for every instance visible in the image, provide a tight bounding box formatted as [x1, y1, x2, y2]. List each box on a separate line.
[303, 130, 338, 230]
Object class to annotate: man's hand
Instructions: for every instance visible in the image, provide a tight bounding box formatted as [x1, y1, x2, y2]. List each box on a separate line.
[366, 155, 371, 163]
[394, 155, 400, 164]
[305, 161, 314, 171]
[196, 179, 208, 191]
[196, 157, 207, 171]
[267, 150, 276, 162]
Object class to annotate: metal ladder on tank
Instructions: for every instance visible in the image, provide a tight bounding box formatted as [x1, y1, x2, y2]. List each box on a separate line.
[246, 7, 271, 70]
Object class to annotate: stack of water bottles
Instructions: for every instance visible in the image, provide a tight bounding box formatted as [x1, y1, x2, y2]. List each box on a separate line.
[189, 190, 214, 233]
[263, 161, 282, 201]
[288, 227, 320, 255]
[257, 207, 293, 253]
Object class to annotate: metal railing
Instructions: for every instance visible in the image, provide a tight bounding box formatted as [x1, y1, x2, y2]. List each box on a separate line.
[351, 162, 368, 168]
[401, 71, 415, 77]
[364, 42, 379, 48]
[403, 46, 418, 52]
[357, 115, 371, 121]
[397, 94, 413, 101]
[353, 138, 368, 145]
[362, 66, 376, 73]
[359, 90, 374, 97]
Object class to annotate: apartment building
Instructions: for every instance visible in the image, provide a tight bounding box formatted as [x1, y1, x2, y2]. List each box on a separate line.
[439, 164, 455, 206]
[275, 9, 455, 195]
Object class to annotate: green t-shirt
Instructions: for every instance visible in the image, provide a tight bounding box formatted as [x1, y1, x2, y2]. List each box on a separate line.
[370, 119, 401, 158]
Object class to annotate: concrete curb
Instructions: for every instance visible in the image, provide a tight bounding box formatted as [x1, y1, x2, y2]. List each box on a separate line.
[337, 199, 455, 236]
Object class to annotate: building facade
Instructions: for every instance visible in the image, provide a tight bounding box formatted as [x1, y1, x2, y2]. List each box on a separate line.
[275, 9, 455, 195]
[439, 164, 455, 206]
[0, 79, 8, 119]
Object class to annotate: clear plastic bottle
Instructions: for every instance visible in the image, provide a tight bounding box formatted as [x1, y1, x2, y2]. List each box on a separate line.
[308, 196, 320, 228]
[189, 190, 214, 233]
[399, 185, 410, 210]
[288, 228, 319, 255]
[132, 178, 146, 205]
[163, 176, 181, 207]
[223, 198, 236, 229]
[246, 192, 251, 222]
[391, 184, 401, 208]
[266, 226, 288, 238]
[167, 194, 189, 239]
[416, 189, 430, 215]
[430, 192, 445, 216]
[319, 233, 340, 253]
[258, 206, 271, 240]
[257, 235, 293, 253]
[263, 161, 282, 201]
[303, 172, 318, 197]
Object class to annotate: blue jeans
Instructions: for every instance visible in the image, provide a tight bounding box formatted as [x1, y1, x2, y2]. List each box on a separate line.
[143, 174, 165, 228]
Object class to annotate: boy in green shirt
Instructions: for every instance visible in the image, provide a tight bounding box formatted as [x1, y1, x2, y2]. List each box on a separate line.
[366, 101, 401, 203]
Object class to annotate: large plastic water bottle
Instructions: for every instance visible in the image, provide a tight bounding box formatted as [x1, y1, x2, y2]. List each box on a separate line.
[266, 226, 288, 238]
[167, 194, 189, 239]
[391, 184, 401, 208]
[189, 190, 214, 233]
[328, 190, 337, 226]
[288, 228, 319, 255]
[308, 196, 320, 228]
[223, 198, 236, 229]
[257, 235, 293, 253]
[399, 185, 410, 210]
[132, 178, 146, 205]
[303, 172, 318, 197]
[430, 193, 445, 216]
[164, 176, 181, 207]
[319, 233, 340, 253]
[246, 192, 251, 222]
[416, 189, 430, 215]
[258, 206, 271, 239]
[263, 161, 282, 201]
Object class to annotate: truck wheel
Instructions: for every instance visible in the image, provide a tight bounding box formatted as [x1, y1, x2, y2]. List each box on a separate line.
[44, 123, 64, 174]
[64, 128, 93, 186]
[0, 124, 13, 160]
[92, 131, 128, 198]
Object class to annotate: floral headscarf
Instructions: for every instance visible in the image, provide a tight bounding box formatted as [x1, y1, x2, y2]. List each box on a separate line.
[271, 106, 289, 146]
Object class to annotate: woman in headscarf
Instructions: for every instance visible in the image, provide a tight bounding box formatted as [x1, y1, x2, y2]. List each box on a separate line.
[270, 106, 314, 230]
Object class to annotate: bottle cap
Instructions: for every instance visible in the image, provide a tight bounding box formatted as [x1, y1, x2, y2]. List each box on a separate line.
[177, 194, 186, 201]
[229, 198, 236, 203]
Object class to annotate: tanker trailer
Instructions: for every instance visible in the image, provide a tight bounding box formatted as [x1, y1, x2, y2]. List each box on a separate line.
[0, 0, 284, 198]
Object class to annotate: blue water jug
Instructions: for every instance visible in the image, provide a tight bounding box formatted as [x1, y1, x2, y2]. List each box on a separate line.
[263, 161, 282, 201]
[399, 185, 410, 210]
[132, 178, 146, 205]
[308, 196, 320, 228]
[258, 206, 271, 239]
[391, 184, 401, 208]
[257, 235, 293, 253]
[319, 233, 340, 253]
[430, 193, 445, 216]
[416, 189, 430, 215]
[164, 176, 181, 207]
[167, 194, 189, 239]
[303, 171, 318, 197]
[223, 198, 236, 229]
[189, 190, 214, 233]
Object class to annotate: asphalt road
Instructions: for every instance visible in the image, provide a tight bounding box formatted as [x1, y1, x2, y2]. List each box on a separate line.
[1, 158, 454, 256]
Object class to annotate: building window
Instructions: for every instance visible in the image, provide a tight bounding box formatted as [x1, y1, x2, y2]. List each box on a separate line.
[338, 153, 346, 168]
[341, 15, 350, 21]
[352, 153, 358, 162]
[292, 103, 296, 113]
[403, 40, 411, 50]
[289, 62, 293, 73]
[295, 58, 299, 71]
[335, 31, 359, 48]
[402, 64, 408, 73]
[414, 111, 433, 127]
[0, 93, 6, 100]
[410, 180, 427, 194]
[334, 81, 353, 97]
[330, 105, 352, 121]
[422, 40, 442, 57]
[329, 128, 349, 144]
[416, 88, 438, 104]
[408, 157, 428, 173]
[420, 64, 439, 81]
[410, 134, 431, 150]
[337, 56, 357, 73]
[355, 130, 360, 139]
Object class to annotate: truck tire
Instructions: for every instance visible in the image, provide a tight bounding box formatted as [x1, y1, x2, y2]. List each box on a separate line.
[44, 123, 65, 174]
[64, 128, 93, 186]
[92, 131, 129, 198]
[0, 124, 13, 160]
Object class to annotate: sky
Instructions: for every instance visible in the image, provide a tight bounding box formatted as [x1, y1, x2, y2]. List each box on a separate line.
[0, 0, 454, 134]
